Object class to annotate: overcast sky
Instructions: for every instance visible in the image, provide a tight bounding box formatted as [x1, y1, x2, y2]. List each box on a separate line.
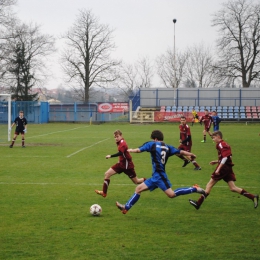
[14, 0, 225, 89]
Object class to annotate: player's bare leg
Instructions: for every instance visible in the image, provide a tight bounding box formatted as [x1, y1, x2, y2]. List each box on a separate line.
[176, 154, 190, 167]
[21, 133, 25, 147]
[10, 133, 18, 148]
[131, 176, 146, 184]
[228, 181, 259, 208]
[95, 168, 116, 197]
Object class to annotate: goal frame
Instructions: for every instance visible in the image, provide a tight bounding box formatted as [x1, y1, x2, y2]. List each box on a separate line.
[0, 94, 12, 141]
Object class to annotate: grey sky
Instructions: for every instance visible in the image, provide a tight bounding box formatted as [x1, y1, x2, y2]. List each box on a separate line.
[15, 0, 225, 88]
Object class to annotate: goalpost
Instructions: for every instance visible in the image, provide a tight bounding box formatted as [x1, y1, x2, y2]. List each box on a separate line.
[0, 94, 12, 141]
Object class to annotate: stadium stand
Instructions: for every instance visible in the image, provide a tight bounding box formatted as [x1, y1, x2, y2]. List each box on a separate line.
[153, 105, 260, 121]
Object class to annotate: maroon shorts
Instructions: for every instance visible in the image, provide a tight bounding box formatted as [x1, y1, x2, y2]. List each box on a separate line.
[211, 164, 236, 182]
[178, 144, 191, 152]
[111, 163, 137, 179]
[204, 127, 210, 132]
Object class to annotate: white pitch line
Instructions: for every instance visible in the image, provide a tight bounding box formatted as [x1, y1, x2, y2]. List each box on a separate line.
[26, 126, 90, 139]
[66, 138, 110, 158]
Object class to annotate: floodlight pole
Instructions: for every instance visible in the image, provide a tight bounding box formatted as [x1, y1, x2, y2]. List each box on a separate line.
[173, 19, 177, 107]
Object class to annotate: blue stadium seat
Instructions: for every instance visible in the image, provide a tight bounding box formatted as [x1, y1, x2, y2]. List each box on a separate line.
[166, 106, 171, 112]
[222, 114, 228, 119]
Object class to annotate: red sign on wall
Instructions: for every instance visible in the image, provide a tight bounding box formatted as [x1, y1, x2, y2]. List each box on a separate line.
[154, 111, 205, 122]
[154, 112, 193, 122]
[98, 102, 129, 113]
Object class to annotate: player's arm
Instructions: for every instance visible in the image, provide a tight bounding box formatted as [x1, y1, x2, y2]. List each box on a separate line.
[214, 157, 227, 174]
[181, 135, 191, 144]
[106, 151, 123, 159]
[9, 122, 15, 131]
[128, 148, 141, 153]
[180, 150, 196, 158]
[209, 160, 218, 165]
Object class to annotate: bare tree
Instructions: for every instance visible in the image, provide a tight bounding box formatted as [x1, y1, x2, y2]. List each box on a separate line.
[0, 0, 16, 28]
[135, 56, 154, 88]
[114, 62, 138, 99]
[0, 0, 17, 79]
[0, 22, 55, 100]
[184, 44, 215, 88]
[212, 0, 260, 88]
[156, 49, 187, 88]
[61, 9, 120, 102]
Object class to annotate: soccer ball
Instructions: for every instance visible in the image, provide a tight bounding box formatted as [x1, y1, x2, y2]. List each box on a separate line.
[90, 204, 102, 216]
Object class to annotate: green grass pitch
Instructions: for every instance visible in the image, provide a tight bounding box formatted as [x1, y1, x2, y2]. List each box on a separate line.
[0, 122, 259, 260]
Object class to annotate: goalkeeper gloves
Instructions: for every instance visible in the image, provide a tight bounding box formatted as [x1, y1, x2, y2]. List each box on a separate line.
[23, 129, 27, 133]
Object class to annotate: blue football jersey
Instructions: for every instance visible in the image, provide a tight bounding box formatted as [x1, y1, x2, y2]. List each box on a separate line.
[139, 141, 180, 174]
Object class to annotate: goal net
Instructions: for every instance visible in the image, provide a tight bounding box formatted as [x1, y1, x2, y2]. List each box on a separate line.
[0, 94, 12, 142]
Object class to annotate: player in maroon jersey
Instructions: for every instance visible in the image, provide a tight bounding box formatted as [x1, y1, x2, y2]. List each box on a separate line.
[95, 129, 146, 197]
[177, 116, 201, 170]
[189, 131, 259, 209]
[199, 109, 213, 143]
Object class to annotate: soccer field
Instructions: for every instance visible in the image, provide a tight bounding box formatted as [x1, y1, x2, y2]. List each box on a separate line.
[0, 122, 259, 260]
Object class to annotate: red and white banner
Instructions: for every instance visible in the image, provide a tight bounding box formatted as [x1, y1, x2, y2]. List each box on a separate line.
[154, 112, 204, 122]
[98, 102, 129, 113]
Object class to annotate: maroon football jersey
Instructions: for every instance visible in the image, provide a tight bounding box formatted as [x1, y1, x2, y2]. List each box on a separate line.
[179, 123, 192, 146]
[200, 114, 212, 129]
[116, 139, 133, 167]
[216, 140, 234, 166]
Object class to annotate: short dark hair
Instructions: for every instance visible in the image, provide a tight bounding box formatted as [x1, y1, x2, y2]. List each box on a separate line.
[180, 116, 186, 120]
[114, 129, 122, 136]
[151, 130, 164, 141]
[212, 130, 222, 138]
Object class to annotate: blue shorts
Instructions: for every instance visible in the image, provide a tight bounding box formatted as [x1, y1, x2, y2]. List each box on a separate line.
[213, 125, 219, 131]
[144, 173, 172, 192]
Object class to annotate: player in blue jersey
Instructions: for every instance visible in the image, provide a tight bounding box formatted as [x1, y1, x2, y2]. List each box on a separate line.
[116, 130, 206, 214]
[211, 111, 221, 131]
